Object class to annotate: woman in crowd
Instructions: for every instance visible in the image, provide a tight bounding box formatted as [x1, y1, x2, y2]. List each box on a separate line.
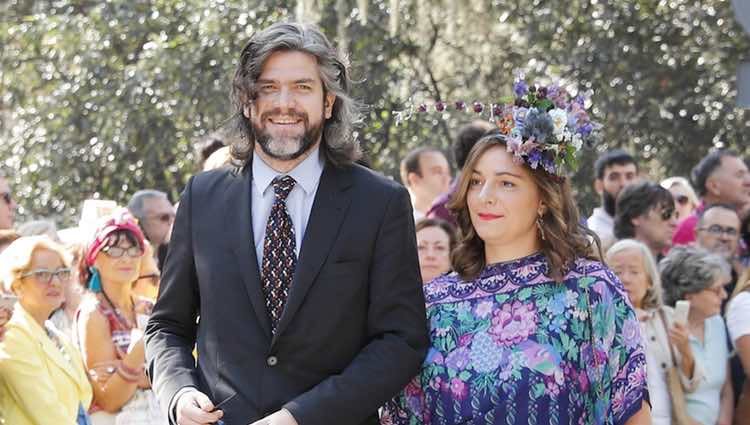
[382, 123, 649, 422]
[75, 209, 166, 424]
[0, 235, 92, 425]
[660, 245, 734, 425]
[660, 177, 699, 223]
[415, 218, 456, 284]
[607, 239, 702, 425]
[726, 268, 750, 418]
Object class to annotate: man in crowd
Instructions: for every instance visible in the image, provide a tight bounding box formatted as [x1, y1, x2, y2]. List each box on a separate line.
[127, 189, 175, 267]
[426, 120, 493, 226]
[0, 174, 17, 230]
[586, 149, 639, 250]
[399, 147, 451, 221]
[145, 22, 428, 425]
[674, 149, 750, 245]
[614, 180, 678, 260]
[695, 203, 744, 287]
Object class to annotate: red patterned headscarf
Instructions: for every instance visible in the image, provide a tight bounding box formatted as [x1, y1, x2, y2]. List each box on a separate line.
[84, 208, 145, 267]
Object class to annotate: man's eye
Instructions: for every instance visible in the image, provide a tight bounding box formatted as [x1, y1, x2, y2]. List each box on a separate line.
[502, 181, 515, 188]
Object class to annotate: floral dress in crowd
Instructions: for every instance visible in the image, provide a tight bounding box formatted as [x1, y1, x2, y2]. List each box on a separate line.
[381, 253, 648, 425]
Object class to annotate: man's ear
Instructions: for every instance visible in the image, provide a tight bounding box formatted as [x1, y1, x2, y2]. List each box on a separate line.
[594, 179, 604, 196]
[243, 104, 252, 119]
[705, 175, 721, 198]
[407, 171, 420, 188]
[324, 92, 336, 119]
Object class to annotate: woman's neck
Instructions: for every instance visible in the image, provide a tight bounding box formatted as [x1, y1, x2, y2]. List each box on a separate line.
[688, 311, 705, 339]
[101, 280, 133, 313]
[484, 236, 541, 265]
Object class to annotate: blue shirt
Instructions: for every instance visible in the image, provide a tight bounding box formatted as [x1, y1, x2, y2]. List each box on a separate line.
[686, 315, 729, 425]
[251, 147, 324, 268]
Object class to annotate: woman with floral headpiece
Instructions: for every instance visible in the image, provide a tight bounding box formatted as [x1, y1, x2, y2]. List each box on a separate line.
[75, 209, 166, 425]
[381, 81, 650, 424]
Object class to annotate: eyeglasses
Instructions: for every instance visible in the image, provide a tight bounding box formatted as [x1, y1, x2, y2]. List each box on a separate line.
[698, 224, 739, 237]
[102, 245, 143, 258]
[659, 208, 676, 221]
[0, 192, 11, 205]
[675, 195, 690, 205]
[20, 268, 72, 284]
[136, 273, 160, 285]
[148, 213, 175, 223]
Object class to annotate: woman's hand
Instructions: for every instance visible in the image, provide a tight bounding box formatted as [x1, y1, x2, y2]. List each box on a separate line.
[669, 323, 691, 359]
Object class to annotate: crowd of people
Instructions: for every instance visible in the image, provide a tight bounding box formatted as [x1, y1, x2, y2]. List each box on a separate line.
[0, 19, 749, 425]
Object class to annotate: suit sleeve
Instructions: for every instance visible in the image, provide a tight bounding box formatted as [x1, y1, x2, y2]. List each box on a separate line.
[0, 327, 79, 425]
[284, 185, 430, 425]
[144, 175, 201, 420]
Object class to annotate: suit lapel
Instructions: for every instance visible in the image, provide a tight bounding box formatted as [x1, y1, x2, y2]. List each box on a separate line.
[224, 166, 272, 338]
[272, 164, 353, 343]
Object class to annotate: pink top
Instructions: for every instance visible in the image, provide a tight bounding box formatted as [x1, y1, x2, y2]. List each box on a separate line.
[672, 201, 705, 246]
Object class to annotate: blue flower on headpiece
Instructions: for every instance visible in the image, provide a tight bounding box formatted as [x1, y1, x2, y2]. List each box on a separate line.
[527, 149, 543, 169]
[521, 109, 555, 143]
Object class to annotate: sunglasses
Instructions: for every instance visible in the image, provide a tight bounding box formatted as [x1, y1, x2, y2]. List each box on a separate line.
[20, 268, 72, 284]
[148, 213, 175, 223]
[675, 195, 690, 205]
[0, 192, 11, 205]
[102, 245, 144, 258]
[659, 208, 676, 221]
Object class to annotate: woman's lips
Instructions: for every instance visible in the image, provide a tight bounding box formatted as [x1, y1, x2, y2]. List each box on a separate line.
[477, 213, 504, 221]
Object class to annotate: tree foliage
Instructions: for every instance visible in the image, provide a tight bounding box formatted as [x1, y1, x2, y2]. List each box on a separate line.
[1, 0, 748, 226]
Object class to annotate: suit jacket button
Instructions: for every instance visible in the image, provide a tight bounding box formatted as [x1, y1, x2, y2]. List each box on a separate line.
[267, 356, 278, 367]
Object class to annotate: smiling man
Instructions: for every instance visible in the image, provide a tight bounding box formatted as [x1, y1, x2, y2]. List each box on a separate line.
[145, 22, 429, 425]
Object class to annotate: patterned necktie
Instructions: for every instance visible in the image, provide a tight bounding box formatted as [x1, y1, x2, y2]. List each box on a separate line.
[261, 175, 297, 333]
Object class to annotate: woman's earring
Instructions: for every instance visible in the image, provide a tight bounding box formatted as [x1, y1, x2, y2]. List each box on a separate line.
[536, 216, 546, 241]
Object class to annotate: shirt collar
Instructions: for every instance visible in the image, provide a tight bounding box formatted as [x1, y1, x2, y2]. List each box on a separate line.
[252, 146, 325, 196]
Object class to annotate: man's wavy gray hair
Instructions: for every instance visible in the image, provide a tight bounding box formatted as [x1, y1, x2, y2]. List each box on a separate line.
[229, 22, 362, 167]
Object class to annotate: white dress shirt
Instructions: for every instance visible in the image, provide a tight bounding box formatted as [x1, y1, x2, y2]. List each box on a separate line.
[251, 147, 324, 269]
[587, 207, 615, 250]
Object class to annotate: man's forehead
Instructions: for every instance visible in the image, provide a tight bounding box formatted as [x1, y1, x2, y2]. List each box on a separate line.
[604, 162, 637, 175]
[0, 177, 8, 192]
[258, 50, 322, 82]
[144, 196, 172, 211]
[703, 207, 740, 226]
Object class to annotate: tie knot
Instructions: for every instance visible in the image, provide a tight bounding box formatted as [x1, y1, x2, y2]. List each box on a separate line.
[272, 175, 296, 201]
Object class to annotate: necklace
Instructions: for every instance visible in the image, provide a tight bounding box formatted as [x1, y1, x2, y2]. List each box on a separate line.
[100, 289, 135, 330]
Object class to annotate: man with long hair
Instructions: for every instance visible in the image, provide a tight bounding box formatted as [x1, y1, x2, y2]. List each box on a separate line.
[145, 22, 429, 425]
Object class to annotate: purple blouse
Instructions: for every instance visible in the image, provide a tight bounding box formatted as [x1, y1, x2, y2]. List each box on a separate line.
[381, 253, 648, 424]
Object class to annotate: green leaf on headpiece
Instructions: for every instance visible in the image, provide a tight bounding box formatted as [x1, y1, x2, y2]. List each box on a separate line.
[536, 99, 554, 111]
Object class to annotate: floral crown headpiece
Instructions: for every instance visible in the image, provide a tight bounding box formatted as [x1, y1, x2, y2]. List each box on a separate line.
[394, 72, 600, 177]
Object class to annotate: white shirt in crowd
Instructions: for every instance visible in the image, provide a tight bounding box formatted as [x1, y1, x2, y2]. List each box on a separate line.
[587, 207, 615, 251]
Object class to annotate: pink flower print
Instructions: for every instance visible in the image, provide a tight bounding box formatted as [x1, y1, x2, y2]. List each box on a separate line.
[474, 300, 494, 319]
[458, 333, 474, 347]
[429, 376, 443, 391]
[488, 301, 538, 346]
[577, 371, 590, 392]
[449, 377, 469, 400]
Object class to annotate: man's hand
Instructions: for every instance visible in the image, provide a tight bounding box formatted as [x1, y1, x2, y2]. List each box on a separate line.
[176, 389, 224, 425]
[248, 409, 298, 425]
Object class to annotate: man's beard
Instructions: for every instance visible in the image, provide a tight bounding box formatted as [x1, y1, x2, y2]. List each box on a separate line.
[252, 110, 324, 161]
[602, 190, 617, 216]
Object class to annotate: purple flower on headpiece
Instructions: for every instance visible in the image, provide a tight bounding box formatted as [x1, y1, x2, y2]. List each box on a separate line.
[418, 103, 428, 113]
[527, 149, 543, 169]
[513, 80, 529, 97]
[473, 102, 484, 113]
[435, 101, 446, 112]
[542, 155, 557, 174]
[578, 122, 594, 136]
[573, 94, 586, 107]
[455, 101, 466, 111]
[513, 107, 529, 130]
[492, 103, 503, 117]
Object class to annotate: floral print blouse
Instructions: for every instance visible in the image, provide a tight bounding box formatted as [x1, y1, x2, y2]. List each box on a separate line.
[381, 253, 648, 425]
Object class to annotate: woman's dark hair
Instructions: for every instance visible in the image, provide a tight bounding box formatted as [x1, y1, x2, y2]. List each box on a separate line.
[78, 230, 141, 288]
[613, 181, 674, 239]
[415, 217, 458, 252]
[447, 133, 599, 282]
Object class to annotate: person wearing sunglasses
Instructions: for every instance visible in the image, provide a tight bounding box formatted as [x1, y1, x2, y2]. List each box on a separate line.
[127, 190, 175, 260]
[614, 181, 679, 260]
[0, 174, 17, 230]
[75, 209, 166, 424]
[0, 235, 93, 425]
[661, 176, 699, 224]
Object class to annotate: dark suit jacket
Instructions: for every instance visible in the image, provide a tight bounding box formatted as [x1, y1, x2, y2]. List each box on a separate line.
[145, 160, 429, 425]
